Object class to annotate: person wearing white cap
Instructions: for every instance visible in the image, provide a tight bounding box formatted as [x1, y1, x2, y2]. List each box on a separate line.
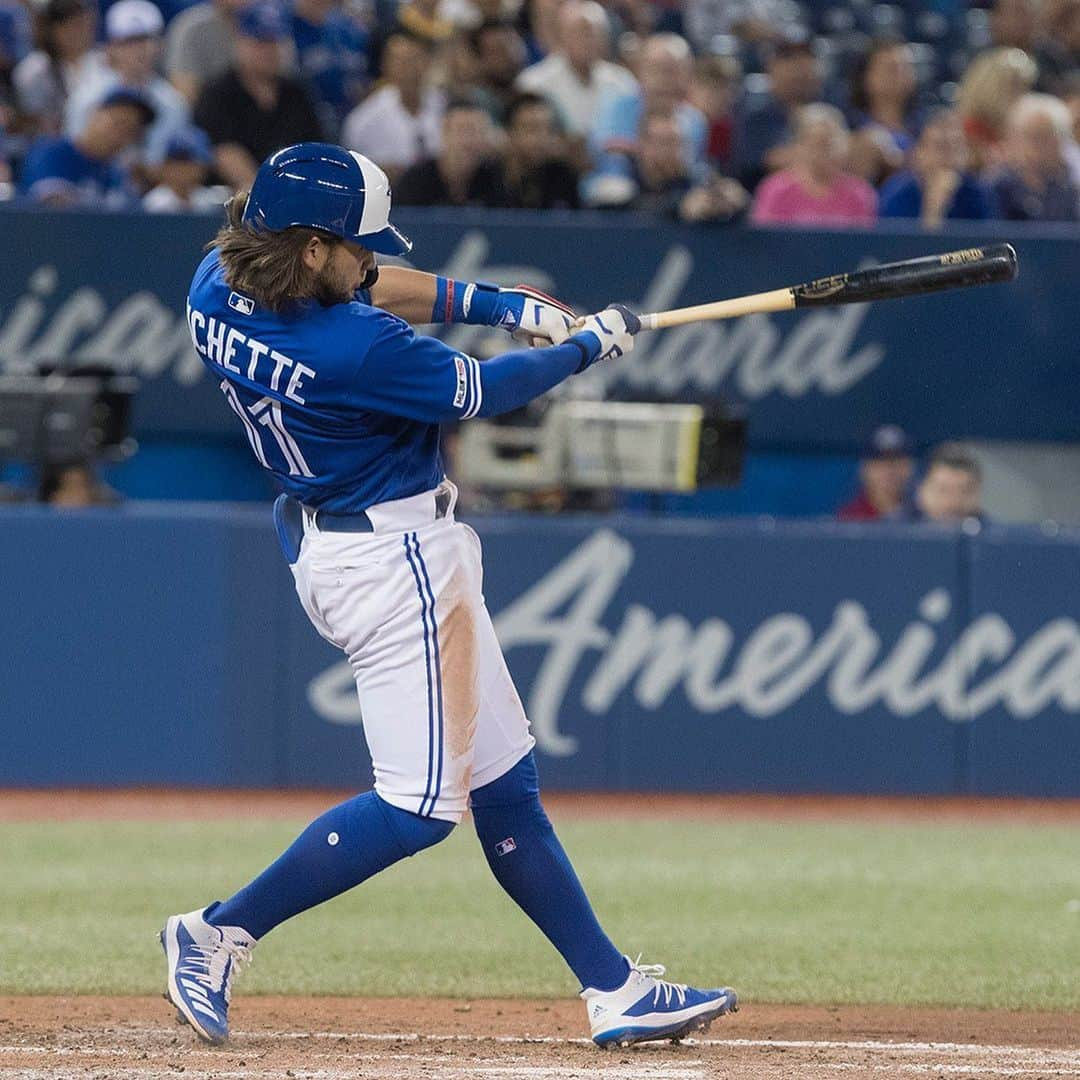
[65, 0, 191, 164]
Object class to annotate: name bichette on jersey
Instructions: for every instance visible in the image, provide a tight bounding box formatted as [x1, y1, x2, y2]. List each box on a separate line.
[186, 297, 315, 405]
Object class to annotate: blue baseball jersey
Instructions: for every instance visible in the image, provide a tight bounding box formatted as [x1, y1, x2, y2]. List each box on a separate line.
[19, 136, 133, 206]
[187, 249, 485, 512]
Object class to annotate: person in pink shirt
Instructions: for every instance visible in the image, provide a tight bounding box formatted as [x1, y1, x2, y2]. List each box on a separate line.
[750, 103, 878, 226]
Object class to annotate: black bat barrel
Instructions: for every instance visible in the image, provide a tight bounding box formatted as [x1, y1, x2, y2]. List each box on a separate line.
[791, 243, 1018, 308]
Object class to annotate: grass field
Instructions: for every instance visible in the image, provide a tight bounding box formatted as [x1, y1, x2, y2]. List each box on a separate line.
[3, 812, 1079, 1010]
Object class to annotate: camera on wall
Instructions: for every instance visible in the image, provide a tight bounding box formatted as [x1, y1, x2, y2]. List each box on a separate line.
[0, 365, 138, 467]
[455, 396, 746, 494]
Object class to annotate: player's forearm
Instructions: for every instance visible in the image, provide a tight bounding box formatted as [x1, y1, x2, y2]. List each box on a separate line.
[473, 339, 592, 418]
[368, 268, 501, 326]
[368, 266, 438, 324]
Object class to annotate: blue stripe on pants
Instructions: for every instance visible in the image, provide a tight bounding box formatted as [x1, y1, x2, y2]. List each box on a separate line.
[412, 534, 445, 817]
[403, 532, 436, 817]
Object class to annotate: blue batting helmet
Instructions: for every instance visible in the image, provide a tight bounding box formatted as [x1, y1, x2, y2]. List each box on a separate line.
[242, 143, 412, 255]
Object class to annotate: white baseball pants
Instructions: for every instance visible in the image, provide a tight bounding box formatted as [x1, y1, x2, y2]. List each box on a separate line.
[290, 481, 535, 822]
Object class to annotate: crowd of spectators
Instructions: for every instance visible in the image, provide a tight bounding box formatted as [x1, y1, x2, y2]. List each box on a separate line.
[0, 0, 1077, 222]
[837, 425, 985, 525]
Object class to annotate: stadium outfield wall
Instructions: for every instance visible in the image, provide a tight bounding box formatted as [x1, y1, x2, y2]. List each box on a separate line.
[2, 507, 1078, 797]
[0, 209, 1077, 451]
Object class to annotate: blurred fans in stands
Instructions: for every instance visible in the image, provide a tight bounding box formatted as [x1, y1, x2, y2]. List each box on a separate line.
[342, 31, 441, 179]
[516, 0, 634, 137]
[143, 123, 228, 209]
[0, 0, 1072, 224]
[13, 0, 100, 136]
[467, 18, 528, 121]
[38, 461, 121, 506]
[895, 443, 985, 525]
[987, 92, 1079, 220]
[595, 109, 747, 219]
[501, 90, 579, 207]
[837, 425, 915, 522]
[19, 85, 153, 204]
[585, 32, 705, 204]
[879, 108, 992, 224]
[289, 0, 370, 138]
[165, 0, 252, 103]
[193, 1, 322, 189]
[750, 102, 877, 225]
[689, 53, 739, 174]
[845, 36, 920, 186]
[733, 31, 823, 191]
[956, 47, 1037, 172]
[66, 0, 190, 168]
[395, 95, 504, 204]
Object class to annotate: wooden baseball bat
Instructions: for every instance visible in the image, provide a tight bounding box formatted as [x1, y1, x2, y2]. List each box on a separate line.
[636, 243, 1019, 331]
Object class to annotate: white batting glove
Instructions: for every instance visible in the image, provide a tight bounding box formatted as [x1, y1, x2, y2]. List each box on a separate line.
[568, 304, 641, 368]
[500, 285, 576, 347]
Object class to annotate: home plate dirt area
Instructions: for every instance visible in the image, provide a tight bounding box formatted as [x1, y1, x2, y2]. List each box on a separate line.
[1, 997, 1078, 1080]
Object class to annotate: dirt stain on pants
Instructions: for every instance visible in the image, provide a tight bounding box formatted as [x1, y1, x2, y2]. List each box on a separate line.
[437, 570, 480, 784]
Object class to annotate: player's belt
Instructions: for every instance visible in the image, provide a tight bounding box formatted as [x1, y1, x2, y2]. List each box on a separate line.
[306, 488, 453, 533]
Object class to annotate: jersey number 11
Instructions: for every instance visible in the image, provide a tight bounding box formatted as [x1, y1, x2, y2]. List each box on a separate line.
[220, 380, 315, 478]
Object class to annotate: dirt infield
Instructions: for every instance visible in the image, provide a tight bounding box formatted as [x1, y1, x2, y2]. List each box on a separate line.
[6, 791, 1079, 1077]
[1, 996, 1078, 1080]
[5, 787, 1080, 823]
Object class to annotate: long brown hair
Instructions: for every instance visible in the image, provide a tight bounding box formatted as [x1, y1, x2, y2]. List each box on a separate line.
[209, 191, 339, 313]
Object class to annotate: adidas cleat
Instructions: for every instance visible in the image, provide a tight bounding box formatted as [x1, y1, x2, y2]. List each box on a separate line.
[582, 956, 737, 1048]
[160, 903, 255, 1044]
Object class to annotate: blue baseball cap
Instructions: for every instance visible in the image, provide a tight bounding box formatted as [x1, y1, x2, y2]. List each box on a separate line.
[0, 5, 31, 66]
[164, 126, 213, 163]
[236, 2, 289, 41]
[863, 424, 913, 459]
[99, 87, 157, 126]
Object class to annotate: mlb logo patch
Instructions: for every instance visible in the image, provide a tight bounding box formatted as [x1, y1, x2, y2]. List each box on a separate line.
[228, 291, 255, 315]
[453, 355, 468, 408]
[494, 837, 517, 857]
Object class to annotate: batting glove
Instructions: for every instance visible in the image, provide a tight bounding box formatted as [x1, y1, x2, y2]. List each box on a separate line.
[568, 304, 641, 369]
[497, 285, 577, 346]
[432, 278, 576, 346]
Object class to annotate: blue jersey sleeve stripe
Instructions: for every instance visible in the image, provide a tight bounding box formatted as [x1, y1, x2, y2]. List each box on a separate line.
[463, 355, 483, 420]
[471, 356, 483, 418]
[459, 354, 475, 420]
[459, 356, 472, 419]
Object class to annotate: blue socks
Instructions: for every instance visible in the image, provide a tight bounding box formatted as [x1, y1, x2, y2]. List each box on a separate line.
[471, 754, 630, 993]
[207, 791, 453, 940]
[206, 756, 628, 995]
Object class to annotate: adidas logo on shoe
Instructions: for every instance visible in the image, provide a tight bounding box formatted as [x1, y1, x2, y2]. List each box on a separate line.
[581, 956, 737, 1049]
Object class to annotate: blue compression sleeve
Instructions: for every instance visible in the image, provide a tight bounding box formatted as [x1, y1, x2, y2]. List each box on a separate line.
[471, 753, 629, 992]
[207, 792, 453, 939]
[474, 336, 596, 418]
[432, 277, 505, 326]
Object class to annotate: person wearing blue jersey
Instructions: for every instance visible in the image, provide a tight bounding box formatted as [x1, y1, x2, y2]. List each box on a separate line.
[160, 142, 737, 1051]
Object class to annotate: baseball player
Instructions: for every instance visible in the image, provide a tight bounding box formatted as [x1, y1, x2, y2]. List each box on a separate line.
[161, 143, 737, 1050]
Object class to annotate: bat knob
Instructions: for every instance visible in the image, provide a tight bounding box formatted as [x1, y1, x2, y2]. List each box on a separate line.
[1001, 243, 1019, 280]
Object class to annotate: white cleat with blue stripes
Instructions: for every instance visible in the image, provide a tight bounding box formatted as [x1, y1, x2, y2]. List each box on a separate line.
[160, 904, 255, 1044]
[582, 956, 737, 1049]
